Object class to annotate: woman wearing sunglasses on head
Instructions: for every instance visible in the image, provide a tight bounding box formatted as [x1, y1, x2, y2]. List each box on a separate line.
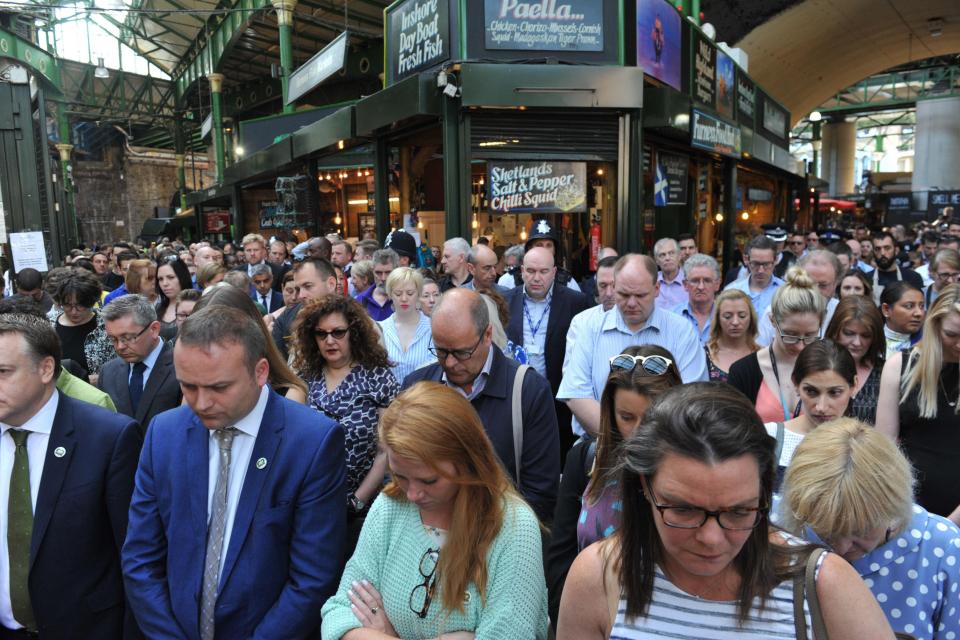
[781, 419, 960, 640]
[545, 345, 682, 628]
[557, 382, 894, 640]
[729, 267, 826, 423]
[321, 382, 549, 640]
[292, 295, 401, 540]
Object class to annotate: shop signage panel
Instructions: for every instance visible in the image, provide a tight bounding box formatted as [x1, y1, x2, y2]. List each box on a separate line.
[887, 194, 912, 212]
[487, 160, 587, 213]
[482, 0, 603, 52]
[286, 31, 348, 104]
[736, 72, 755, 128]
[691, 30, 716, 109]
[203, 211, 231, 233]
[929, 190, 960, 216]
[636, 0, 681, 90]
[654, 150, 688, 206]
[691, 109, 741, 158]
[715, 49, 735, 119]
[759, 90, 789, 142]
[386, 0, 450, 84]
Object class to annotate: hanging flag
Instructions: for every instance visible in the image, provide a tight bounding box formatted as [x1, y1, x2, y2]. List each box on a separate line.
[654, 161, 669, 207]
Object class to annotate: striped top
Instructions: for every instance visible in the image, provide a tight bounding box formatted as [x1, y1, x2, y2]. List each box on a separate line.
[378, 312, 434, 384]
[609, 570, 813, 639]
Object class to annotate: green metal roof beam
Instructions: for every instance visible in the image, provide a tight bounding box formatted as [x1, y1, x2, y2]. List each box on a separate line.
[159, 0, 208, 25]
[0, 26, 63, 95]
[98, 12, 181, 69]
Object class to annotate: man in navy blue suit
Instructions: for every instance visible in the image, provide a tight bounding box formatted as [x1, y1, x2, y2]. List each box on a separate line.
[0, 314, 141, 638]
[122, 306, 346, 639]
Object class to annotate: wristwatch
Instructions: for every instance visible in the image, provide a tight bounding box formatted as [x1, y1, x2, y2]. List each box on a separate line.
[348, 494, 367, 512]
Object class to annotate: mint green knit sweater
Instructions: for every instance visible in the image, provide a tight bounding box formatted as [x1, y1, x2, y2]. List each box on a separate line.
[321, 494, 549, 639]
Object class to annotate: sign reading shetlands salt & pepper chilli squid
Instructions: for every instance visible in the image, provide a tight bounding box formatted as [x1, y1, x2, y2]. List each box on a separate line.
[487, 161, 587, 213]
[386, 0, 450, 84]
[483, 0, 604, 51]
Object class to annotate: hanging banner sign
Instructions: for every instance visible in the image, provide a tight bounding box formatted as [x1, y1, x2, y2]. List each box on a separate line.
[636, 0, 682, 90]
[691, 109, 741, 158]
[715, 49, 735, 119]
[692, 30, 716, 109]
[760, 90, 789, 141]
[204, 211, 231, 233]
[487, 160, 587, 213]
[736, 72, 756, 128]
[386, 0, 450, 84]
[483, 0, 603, 51]
[286, 31, 348, 104]
[654, 151, 688, 206]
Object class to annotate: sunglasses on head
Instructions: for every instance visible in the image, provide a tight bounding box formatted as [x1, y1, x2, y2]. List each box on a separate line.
[609, 353, 673, 375]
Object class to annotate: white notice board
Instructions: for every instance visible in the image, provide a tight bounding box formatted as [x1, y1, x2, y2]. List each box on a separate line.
[10, 231, 49, 272]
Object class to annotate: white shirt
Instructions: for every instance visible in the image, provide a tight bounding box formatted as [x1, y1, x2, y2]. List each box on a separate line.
[521, 286, 552, 378]
[206, 384, 268, 571]
[0, 390, 59, 630]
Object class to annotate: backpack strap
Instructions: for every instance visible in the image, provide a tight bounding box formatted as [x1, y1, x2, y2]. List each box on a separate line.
[800, 547, 830, 640]
[512, 365, 531, 489]
[774, 422, 786, 464]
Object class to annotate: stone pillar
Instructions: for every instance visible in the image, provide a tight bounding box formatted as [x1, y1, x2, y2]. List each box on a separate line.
[821, 120, 856, 196]
[913, 96, 960, 192]
[272, 0, 298, 114]
[208, 73, 226, 184]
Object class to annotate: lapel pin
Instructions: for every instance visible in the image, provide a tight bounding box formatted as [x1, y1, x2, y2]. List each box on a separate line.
[54, 446, 66, 458]
[256, 457, 267, 470]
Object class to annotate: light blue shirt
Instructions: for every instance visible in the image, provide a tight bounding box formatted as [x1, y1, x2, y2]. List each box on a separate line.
[378, 313, 434, 384]
[521, 287, 551, 378]
[442, 345, 494, 401]
[755, 296, 838, 347]
[655, 270, 687, 309]
[564, 304, 606, 437]
[557, 305, 708, 406]
[671, 302, 713, 346]
[128, 338, 164, 386]
[724, 275, 784, 316]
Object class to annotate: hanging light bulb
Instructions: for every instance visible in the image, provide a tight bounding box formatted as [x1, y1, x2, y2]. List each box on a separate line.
[519, 228, 528, 241]
[325, 173, 332, 181]
[357, 170, 363, 178]
[740, 211, 750, 220]
[715, 213, 724, 222]
[334, 213, 342, 225]
[479, 176, 485, 185]
[472, 215, 479, 230]
[417, 219, 424, 229]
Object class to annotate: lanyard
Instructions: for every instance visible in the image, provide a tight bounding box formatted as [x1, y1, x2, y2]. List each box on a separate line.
[768, 346, 801, 421]
[523, 292, 552, 342]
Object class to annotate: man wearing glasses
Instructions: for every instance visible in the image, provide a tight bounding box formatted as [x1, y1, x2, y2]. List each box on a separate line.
[402, 288, 560, 522]
[724, 235, 784, 316]
[98, 295, 182, 432]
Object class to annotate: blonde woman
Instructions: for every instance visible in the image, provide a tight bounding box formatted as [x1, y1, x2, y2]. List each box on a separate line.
[781, 419, 960, 639]
[876, 284, 960, 524]
[704, 288, 760, 382]
[378, 267, 433, 383]
[321, 382, 548, 639]
[196, 262, 227, 289]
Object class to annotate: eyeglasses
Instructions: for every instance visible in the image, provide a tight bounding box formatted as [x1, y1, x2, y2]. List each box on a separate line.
[408, 548, 439, 619]
[109, 324, 151, 347]
[429, 333, 484, 362]
[935, 271, 960, 282]
[686, 277, 715, 287]
[774, 319, 819, 345]
[748, 260, 775, 271]
[646, 483, 766, 531]
[314, 328, 349, 341]
[61, 302, 90, 312]
[610, 353, 673, 375]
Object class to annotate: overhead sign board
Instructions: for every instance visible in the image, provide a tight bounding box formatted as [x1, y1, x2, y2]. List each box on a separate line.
[201, 113, 213, 141]
[759, 90, 789, 142]
[929, 190, 960, 217]
[691, 109, 741, 158]
[715, 49, 735, 119]
[487, 160, 587, 213]
[385, 0, 451, 84]
[691, 30, 716, 109]
[482, 0, 603, 52]
[636, 0, 681, 90]
[736, 71, 756, 128]
[286, 31, 349, 104]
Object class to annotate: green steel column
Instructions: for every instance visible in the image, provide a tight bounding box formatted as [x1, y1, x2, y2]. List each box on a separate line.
[721, 159, 737, 277]
[623, 109, 644, 254]
[690, 0, 701, 24]
[373, 137, 390, 243]
[441, 94, 469, 240]
[273, 0, 298, 114]
[208, 73, 226, 183]
[54, 103, 78, 246]
[174, 120, 187, 210]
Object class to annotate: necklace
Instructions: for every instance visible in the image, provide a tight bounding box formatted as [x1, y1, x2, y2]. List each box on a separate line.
[939, 377, 958, 408]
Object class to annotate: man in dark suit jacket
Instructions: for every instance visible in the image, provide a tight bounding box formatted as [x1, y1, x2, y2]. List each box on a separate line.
[0, 314, 141, 638]
[403, 288, 560, 523]
[99, 295, 182, 433]
[504, 246, 590, 461]
[122, 306, 346, 639]
[237, 233, 288, 292]
[249, 263, 285, 314]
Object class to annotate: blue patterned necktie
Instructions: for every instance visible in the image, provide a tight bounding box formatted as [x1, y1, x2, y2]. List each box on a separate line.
[200, 427, 237, 640]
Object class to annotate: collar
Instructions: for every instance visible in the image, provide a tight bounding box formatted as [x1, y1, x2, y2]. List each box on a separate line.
[748, 275, 783, 292]
[846, 505, 928, 574]
[884, 324, 913, 342]
[523, 283, 554, 303]
[139, 338, 165, 371]
[217, 384, 269, 439]
[1, 388, 59, 435]
[441, 344, 495, 390]
[602, 305, 664, 335]
[657, 270, 683, 285]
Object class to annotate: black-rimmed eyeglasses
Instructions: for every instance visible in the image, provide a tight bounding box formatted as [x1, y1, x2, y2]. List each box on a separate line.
[109, 324, 151, 347]
[429, 333, 484, 362]
[408, 548, 439, 619]
[646, 485, 766, 531]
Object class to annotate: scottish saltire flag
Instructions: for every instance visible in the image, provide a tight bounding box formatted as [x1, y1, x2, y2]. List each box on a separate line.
[654, 161, 669, 206]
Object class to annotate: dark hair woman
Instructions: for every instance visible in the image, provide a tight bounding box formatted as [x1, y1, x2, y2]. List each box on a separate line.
[836, 269, 873, 300]
[52, 268, 113, 381]
[545, 345, 682, 626]
[824, 295, 885, 423]
[155, 258, 192, 341]
[880, 281, 925, 359]
[558, 382, 893, 639]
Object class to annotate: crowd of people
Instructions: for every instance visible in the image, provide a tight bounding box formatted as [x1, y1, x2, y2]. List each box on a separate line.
[0, 214, 957, 639]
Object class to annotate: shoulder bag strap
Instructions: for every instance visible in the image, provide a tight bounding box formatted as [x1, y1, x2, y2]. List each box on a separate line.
[793, 568, 808, 640]
[774, 422, 786, 463]
[512, 365, 530, 489]
[805, 547, 830, 640]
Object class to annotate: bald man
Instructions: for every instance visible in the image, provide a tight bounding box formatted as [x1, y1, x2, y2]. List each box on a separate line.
[467, 244, 508, 293]
[504, 247, 591, 459]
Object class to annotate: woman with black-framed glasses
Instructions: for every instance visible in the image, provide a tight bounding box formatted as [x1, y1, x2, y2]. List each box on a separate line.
[558, 382, 893, 640]
[545, 345, 682, 629]
[321, 382, 549, 639]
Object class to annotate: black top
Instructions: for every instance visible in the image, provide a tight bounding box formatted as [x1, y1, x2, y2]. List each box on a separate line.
[726, 351, 763, 402]
[898, 353, 960, 518]
[100, 271, 124, 292]
[850, 366, 882, 425]
[55, 316, 96, 373]
[875, 266, 924, 291]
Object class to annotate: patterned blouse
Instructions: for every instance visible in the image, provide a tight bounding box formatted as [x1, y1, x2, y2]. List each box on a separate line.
[704, 346, 729, 383]
[850, 365, 881, 424]
[305, 365, 400, 498]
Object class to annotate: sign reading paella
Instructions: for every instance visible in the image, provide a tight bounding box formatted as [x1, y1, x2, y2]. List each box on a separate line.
[487, 160, 587, 213]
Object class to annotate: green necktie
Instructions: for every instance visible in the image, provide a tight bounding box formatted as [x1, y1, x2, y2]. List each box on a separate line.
[7, 429, 36, 630]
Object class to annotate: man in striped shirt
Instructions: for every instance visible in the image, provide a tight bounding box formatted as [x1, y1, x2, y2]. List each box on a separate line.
[557, 254, 707, 437]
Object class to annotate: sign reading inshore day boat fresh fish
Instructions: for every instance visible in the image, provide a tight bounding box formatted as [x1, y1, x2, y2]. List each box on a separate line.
[487, 160, 587, 213]
[483, 0, 604, 52]
[386, 0, 450, 83]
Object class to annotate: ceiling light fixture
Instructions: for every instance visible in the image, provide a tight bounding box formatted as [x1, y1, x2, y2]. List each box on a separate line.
[927, 17, 944, 38]
[94, 58, 109, 79]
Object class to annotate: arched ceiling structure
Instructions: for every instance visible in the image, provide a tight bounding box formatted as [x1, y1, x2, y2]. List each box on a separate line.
[731, 0, 960, 125]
